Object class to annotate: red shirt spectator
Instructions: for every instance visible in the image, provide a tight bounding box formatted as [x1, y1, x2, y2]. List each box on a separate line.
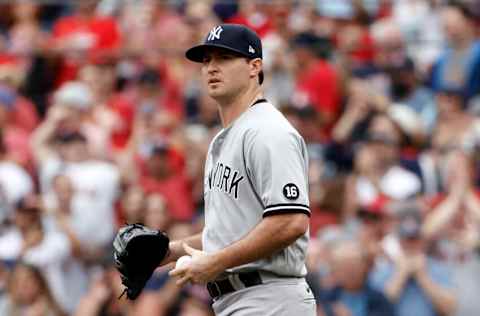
[12, 96, 39, 133]
[293, 59, 340, 121]
[138, 145, 193, 221]
[51, 14, 121, 85]
[140, 174, 194, 222]
[105, 93, 135, 150]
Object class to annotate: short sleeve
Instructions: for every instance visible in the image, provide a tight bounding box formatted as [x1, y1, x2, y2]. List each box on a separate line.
[245, 129, 310, 217]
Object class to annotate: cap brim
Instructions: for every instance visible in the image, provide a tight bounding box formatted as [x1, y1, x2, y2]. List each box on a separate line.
[185, 43, 251, 62]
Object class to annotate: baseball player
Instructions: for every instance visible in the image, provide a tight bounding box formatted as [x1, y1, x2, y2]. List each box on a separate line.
[166, 24, 316, 315]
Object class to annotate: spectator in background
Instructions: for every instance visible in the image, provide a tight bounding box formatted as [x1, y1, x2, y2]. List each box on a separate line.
[290, 32, 340, 134]
[385, 58, 437, 134]
[128, 67, 184, 135]
[79, 56, 135, 156]
[422, 150, 480, 316]
[368, 18, 407, 96]
[74, 264, 130, 316]
[46, 174, 112, 260]
[0, 195, 87, 314]
[40, 79, 94, 137]
[0, 130, 33, 225]
[139, 141, 194, 222]
[261, 3, 296, 108]
[391, 0, 444, 73]
[33, 136, 117, 250]
[0, 85, 36, 168]
[226, 0, 272, 37]
[330, 76, 401, 149]
[320, 240, 395, 316]
[0, 263, 65, 316]
[370, 208, 457, 316]
[119, 185, 145, 225]
[50, 0, 121, 85]
[30, 93, 120, 245]
[180, 124, 213, 212]
[144, 193, 171, 232]
[430, 2, 480, 102]
[344, 112, 421, 216]
[355, 203, 393, 262]
[7, 0, 47, 61]
[433, 86, 480, 154]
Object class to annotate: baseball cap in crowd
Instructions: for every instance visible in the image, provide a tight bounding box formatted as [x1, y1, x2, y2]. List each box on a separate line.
[185, 23, 263, 83]
[357, 195, 390, 221]
[290, 32, 332, 59]
[54, 81, 94, 110]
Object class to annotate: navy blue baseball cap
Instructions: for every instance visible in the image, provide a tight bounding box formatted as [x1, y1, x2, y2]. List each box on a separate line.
[186, 24, 262, 63]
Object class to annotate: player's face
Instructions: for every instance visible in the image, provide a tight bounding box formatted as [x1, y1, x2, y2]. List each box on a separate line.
[201, 48, 251, 101]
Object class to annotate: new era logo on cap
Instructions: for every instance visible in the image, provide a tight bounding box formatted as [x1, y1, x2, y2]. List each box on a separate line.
[248, 45, 255, 54]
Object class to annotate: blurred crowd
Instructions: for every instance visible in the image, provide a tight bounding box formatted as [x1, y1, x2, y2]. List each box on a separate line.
[0, 0, 480, 315]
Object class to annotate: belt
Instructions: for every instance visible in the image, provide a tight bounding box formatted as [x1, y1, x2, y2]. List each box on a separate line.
[206, 271, 263, 299]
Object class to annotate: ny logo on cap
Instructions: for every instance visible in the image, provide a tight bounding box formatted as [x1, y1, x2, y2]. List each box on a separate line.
[207, 26, 223, 41]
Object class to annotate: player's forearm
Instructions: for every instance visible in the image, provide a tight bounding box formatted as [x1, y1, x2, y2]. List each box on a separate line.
[213, 213, 309, 271]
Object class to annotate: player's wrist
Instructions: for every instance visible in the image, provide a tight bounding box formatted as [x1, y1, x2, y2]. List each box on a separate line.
[166, 240, 183, 262]
[211, 249, 233, 272]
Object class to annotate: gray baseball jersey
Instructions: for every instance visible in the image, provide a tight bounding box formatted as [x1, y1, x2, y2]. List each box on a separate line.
[202, 100, 310, 277]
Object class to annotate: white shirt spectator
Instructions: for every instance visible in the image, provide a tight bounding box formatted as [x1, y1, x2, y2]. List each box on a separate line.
[0, 161, 33, 221]
[40, 158, 120, 247]
[0, 228, 89, 313]
[392, 0, 444, 72]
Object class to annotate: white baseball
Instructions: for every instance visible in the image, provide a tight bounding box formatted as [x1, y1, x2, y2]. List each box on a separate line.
[175, 255, 192, 269]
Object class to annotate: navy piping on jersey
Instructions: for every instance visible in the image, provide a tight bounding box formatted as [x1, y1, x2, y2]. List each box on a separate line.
[263, 203, 311, 217]
[250, 98, 267, 107]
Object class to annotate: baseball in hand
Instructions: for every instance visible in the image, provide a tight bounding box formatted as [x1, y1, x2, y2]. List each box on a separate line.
[175, 255, 192, 269]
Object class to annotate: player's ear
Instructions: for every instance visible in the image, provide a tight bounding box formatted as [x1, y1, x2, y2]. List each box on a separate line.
[249, 58, 262, 81]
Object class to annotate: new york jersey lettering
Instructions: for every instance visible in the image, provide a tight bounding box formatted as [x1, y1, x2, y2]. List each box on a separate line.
[208, 161, 244, 199]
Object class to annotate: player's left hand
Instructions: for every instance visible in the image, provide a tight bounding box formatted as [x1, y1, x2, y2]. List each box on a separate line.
[169, 243, 225, 286]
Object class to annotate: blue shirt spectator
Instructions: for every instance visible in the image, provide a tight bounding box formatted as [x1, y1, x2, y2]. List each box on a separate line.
[370, 257, 453, 316]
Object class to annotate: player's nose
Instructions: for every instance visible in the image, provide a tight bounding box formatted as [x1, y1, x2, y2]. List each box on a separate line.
[204, 63, 220, 77]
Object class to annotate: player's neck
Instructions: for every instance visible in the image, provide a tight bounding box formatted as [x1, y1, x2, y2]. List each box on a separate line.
[218, 86, 262, 128]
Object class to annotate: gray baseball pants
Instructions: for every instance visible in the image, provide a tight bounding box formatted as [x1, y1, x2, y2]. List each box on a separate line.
[211, 277, 316, 316]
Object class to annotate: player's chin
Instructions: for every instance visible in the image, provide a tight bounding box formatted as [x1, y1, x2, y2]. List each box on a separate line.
[207, 87, 225, 98]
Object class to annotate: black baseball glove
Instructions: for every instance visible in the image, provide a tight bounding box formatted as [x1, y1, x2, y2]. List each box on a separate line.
[113, 223, 170, 300]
